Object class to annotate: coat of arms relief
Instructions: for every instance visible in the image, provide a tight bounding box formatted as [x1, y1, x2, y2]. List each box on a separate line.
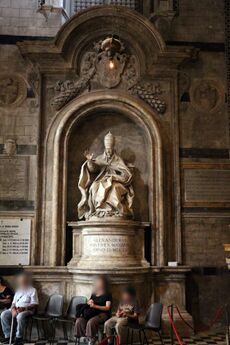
[52, 38, 167, 115]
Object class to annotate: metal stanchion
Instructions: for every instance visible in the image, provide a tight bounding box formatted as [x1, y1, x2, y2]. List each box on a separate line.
[226, 304, 229, 345]
[9, 316, 14, 345]
[170, 305, 174, 345]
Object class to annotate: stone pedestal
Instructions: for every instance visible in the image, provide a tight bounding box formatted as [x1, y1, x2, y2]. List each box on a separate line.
[153, 267, 194, 336]
[68, 220, 150, 269]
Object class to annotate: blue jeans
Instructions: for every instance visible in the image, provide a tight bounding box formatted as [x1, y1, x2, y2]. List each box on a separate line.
[1, 309, 33, 339]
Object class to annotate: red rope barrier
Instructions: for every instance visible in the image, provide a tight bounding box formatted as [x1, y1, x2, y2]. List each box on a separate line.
[97, 335, 120, 345]
[116, 335, 120, 345]
[172, 304, 224, 333]
[196, 305, 224, 332]
[167, 306, 184, 345]
[174, 305, 194, 331]
[97, 336, 110, 345]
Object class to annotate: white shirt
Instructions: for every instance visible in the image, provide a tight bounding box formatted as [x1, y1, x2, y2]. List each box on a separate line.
[12, 287, 39, 308]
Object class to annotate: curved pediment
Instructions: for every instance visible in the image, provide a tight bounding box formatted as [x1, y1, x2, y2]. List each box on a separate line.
[17, 6, 195, 113]
[54, 5, 166, 71]
[18, 6, 168, 73]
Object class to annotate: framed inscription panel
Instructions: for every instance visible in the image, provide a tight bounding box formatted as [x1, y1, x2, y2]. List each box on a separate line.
[0, 218, 31, 265]
[181, 163, 230, 207]
[0, 157, 29, 200]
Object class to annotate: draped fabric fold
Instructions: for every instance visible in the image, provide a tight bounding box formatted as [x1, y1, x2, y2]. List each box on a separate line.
[78, 152, 134, 220]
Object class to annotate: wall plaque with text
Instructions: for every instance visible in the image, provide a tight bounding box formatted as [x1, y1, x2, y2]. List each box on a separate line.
[0, 157, 28, 200]
[0, 219, 31, 265]
[182, 163, 230, 207]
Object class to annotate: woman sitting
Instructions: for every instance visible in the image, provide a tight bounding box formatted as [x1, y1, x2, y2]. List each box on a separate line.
[75, 275, 112, 345]
[0, 277, 14, 313]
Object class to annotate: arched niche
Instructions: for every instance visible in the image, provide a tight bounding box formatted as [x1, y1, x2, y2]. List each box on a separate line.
[43, 91, 164, 267]
[67, 110, 151, 222]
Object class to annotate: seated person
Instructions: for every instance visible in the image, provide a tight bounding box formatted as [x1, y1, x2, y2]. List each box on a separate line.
[0, 277, 14, 313]
[75, 275, 112, 345]
[1, 272, 38, 345]
[104, 286, 139, 345]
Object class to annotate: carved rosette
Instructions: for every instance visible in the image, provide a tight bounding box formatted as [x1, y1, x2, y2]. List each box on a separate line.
[52, 39, 167, 115]
[190, 79, 224, 114]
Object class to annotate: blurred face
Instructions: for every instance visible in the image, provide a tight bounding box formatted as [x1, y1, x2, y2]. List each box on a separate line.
[105, 147, 114, 159]
[17, 274, 30, 289]
[94, 277, 105, 293]
[121, 291, 132, 303]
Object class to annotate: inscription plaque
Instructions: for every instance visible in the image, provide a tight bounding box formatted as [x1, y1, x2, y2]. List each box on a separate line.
[0, 218, 31, 265]
[0, 157, 28, 200]
[84, 235, 132, 256]
[184, 169, 230, 202]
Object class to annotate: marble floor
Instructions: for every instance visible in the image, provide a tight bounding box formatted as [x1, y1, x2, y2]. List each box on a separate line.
[20, 332, 227, 345]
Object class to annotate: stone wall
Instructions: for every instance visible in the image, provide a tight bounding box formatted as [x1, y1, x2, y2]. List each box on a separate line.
[0, 0, 229, 327]
[0, 0, 65, 36]
[172, 0, 230, 327]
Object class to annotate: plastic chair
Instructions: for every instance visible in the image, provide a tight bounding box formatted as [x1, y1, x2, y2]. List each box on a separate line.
[127, 303, 164, 345]
[56, 296, 87, 340]
[29, 294, 64, 342]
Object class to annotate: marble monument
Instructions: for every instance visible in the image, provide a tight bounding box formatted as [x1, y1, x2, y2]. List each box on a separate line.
[69, 132, 148, 269]
[78, 131, 134, 220]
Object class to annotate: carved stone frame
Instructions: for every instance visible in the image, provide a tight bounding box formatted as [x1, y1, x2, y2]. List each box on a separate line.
[18, 5, 194, 268]
[43, 91, 165, 266]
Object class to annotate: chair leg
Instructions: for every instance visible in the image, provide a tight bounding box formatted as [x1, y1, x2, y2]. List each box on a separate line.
[130, 329, 134, 345]
[35, 319, 40, 340]
[142, 330, 149, 345]
[157, 330, 164, 345]
[138, 330, 144, 345]
[52, 319, 56, 343]
[29, 318, 33, 342]
[62, 322, 68, 340]
[126, 327, 130, 345]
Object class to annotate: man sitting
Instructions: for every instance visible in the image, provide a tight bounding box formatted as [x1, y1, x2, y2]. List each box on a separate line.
[104, 286, 139, 345]
[1, 272, 38, 345]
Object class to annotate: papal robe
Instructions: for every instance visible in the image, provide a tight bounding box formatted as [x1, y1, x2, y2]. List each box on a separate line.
[78, 152, 134, 219]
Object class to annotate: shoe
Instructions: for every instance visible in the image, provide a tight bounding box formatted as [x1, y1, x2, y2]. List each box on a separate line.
[13, 338, 23, 345]
[88, 338, 96, 345]
[1, 338, 10, 344]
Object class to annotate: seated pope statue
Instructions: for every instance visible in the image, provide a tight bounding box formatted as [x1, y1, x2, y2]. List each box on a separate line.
[78, 132, 134, 220]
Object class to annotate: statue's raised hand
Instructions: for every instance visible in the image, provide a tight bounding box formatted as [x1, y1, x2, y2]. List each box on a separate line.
[84, 150, 94, 161]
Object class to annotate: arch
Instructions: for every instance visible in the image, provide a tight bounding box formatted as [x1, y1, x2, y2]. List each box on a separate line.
[53, 6, 166, 71]
[43, 90, 165, 267]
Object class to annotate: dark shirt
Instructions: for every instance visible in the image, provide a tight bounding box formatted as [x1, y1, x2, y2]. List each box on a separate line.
[0, 287, 14, 309]
[91, 293, 112, 316]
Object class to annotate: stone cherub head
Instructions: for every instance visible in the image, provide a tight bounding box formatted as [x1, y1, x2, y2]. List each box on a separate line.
[4, 139, 17, 156]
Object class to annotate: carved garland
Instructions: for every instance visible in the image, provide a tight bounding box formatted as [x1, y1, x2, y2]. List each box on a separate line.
[52, 39, 167, 115]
